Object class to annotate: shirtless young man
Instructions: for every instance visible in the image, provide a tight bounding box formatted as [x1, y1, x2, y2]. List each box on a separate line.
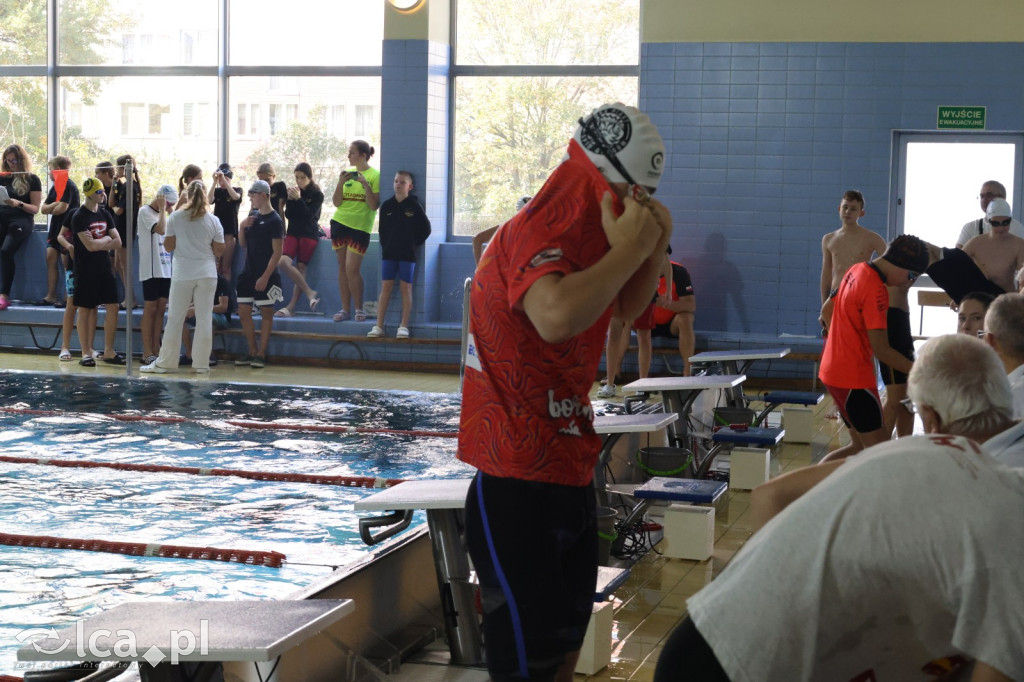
[819, 190, 887, 333]
[963, 198, 1024, 295]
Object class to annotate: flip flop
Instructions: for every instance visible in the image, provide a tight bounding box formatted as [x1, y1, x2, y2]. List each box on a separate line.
[79, 357, 96, 367]
[308, 293, 321, 312]
[275, 308, 294, 317]
[59, 350, 72, 361]
[102, 353, 126, 365]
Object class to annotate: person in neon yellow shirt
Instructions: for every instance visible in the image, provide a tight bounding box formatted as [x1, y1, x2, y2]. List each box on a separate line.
[330, 140, 380, 322]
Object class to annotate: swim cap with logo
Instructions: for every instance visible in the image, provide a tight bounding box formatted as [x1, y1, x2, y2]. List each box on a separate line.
[572, 102, 665, 192]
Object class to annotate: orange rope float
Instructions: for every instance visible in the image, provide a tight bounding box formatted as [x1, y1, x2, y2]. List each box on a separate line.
[0, 532, 286, 568]
[0, 455, 405, 488]
[0, 407, 457, 437]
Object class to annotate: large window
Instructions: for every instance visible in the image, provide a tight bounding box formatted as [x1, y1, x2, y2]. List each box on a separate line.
[230, 0, 383, 66]
[454, 77, 638, 236]
[59, 0, 218, 66]
[228, 77, 381, 226]
[1, 1, 47, 65]
[0, 77, 48, 163]
[3, 0, 382, 219]
[452, 0, 640, 236]
[456, 0, 639, 66]
[61, 76, 219, 194]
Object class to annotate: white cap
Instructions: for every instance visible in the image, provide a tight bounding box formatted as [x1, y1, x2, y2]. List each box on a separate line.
[986, 198, 1012, 220]
[155, 184, 178, 204]
[572, 102, 665, 192]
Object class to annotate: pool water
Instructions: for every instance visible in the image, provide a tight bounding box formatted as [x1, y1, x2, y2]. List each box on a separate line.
[0, 371, 469, 675]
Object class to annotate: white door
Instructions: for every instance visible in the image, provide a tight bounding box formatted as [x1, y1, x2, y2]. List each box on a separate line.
[890, 132, 1024, 336]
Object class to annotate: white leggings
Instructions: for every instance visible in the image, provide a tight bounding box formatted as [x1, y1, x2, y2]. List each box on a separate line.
[155, 277, 217, 370]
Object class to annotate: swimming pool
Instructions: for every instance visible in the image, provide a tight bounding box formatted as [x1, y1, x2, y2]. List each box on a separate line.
[0, 371, 468, 675]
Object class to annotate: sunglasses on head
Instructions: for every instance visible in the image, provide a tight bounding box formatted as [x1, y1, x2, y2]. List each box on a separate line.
[990, 218, 1012, 227]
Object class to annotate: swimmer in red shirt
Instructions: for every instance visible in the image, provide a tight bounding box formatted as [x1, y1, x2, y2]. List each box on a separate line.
[459, 103, 672, 681]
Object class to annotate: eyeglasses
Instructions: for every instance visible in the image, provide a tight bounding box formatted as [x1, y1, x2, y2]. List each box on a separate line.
[977, 329, 991, 338]
[979, 192, 1004, 199]
[900, 397, 917, 414]
[4, 157, 19, 165]
[990, 218, 1012, 227]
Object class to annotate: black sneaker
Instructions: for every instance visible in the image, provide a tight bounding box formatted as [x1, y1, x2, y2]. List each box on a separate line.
[209, 356, 219, 367]
[178, 354, 193, 366]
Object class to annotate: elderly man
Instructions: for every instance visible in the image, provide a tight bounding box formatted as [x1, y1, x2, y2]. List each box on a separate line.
[654, 334, 1024, 682]
[956, 180, 1024, 248]
[982, 292, 1024, 418]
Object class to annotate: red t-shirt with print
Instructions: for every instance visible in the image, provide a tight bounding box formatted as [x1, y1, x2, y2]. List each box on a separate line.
[458, 139, 619, 486]
[819, 262, 889, 389]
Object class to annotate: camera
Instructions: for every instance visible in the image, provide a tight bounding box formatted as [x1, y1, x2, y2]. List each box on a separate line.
[349, 171, 360, 178]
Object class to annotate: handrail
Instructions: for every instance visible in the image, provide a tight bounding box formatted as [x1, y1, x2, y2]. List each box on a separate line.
[459, 276, 473, 390]
[124, 160, 134, 377]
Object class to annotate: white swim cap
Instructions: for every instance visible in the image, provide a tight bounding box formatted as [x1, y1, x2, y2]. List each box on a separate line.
[572, 103, 665, 192]
[986, 198, 1012, 220]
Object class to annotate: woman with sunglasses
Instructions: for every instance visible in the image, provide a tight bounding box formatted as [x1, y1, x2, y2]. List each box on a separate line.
[0, 144, 42, 311]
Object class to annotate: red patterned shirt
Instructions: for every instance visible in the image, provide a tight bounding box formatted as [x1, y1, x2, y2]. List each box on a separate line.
[819, 261, 889, 389]
[458, 140, 619, 486]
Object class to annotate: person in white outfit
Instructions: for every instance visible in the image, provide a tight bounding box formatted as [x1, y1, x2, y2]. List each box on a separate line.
[142, 180, 225, 374]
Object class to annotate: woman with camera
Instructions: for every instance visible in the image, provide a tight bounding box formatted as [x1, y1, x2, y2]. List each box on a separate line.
[208, 163, 242, 285]
[0, 144, 42, 311]
[329, 140, 379, 322]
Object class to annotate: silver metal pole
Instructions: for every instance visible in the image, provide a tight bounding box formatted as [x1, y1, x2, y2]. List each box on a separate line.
[124, 160, 134, 375]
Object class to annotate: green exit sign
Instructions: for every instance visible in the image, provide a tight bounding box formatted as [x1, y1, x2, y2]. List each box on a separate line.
[937, 106, 986, 129]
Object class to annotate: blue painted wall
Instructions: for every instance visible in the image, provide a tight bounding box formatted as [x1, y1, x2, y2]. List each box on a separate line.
[642, 41, 1024, 338]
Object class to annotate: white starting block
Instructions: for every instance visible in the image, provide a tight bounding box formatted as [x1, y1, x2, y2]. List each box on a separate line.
[729, 447, 771, 490]
[662, 504, 715, 561]
[576, 601, 614, 675]
[783, 406, 814, 443]
[575, 565, 630, 675]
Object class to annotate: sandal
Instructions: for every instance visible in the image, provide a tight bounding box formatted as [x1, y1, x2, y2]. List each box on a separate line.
[309, 293, 321, 312]
[275, 308, 294, 317]
[59, 350, 72, 361]
[354, 309, 367, 322]
[333, 309, 349, 322]
[79, 356, 96, 367]
[102, 353, 126, 365]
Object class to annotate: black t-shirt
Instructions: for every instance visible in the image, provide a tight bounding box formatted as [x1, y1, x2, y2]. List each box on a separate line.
[71, 205, 118, 281]
[0, 172, 42, 217]
[45, 179, 81, 236]
[110, 178, 142, 241]
[378, 195, 431, 262]
[242, 210, 284, 276]
[213, 187, 243, 235]
[269, 181, 288, 216]
[285, 185, 325, 240]
[671, 262, 694, 297]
